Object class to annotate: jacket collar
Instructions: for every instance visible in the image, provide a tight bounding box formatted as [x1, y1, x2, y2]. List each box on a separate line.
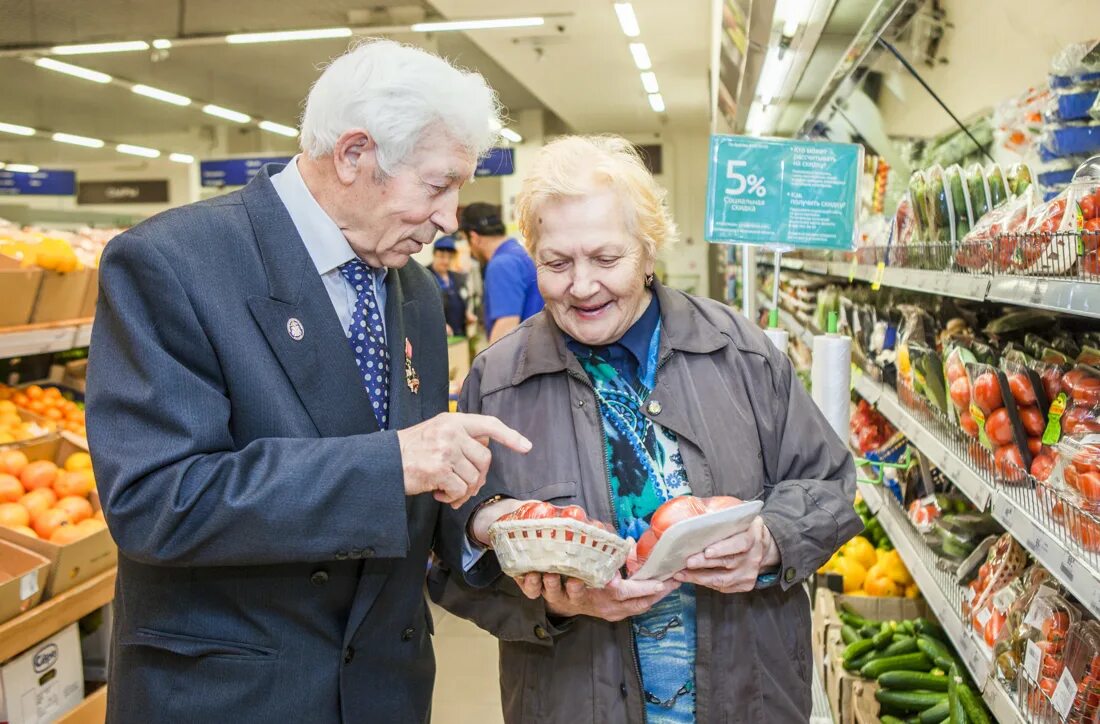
[511, 279, 728, 386]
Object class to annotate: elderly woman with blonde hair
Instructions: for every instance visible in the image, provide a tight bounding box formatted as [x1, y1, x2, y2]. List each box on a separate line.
[430, 135, 860, 723]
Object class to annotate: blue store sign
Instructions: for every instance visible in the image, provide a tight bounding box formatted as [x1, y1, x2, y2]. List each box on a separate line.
[475, 148, 514, 177]
[0, 168, 77, 196]
[705, 135, 862, 251]
[200, 156, 292, 187]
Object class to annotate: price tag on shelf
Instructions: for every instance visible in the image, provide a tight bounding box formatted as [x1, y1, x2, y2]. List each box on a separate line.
[871, 262, 886, 291]
[975, 606, 993, 629]
[1052, 667, 1078, 719]
[1024, 640, 1041, 682]
[19, 572, 38, 601]
[967, 586, 977, 605]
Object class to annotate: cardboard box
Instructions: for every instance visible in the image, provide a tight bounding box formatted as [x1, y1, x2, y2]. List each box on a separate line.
[61, 362, 87, 396]
[851, 677, 881, 724]
[30, 269, 92, 324]
[54, 685, 105, 724]
[0, 435, 116, 599]
[0, 623, 83, 723]
[0, 257, 43, 328]
[77, 272, 97, 320]
[0, 410, 60, 458]
[447, 338, 471, 385]
[0, 540, 50, 625]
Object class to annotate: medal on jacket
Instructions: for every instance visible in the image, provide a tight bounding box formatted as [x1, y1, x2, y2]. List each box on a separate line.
[405, 338, 420, 394]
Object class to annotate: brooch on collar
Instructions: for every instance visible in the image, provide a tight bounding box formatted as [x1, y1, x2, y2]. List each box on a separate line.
[405, 338, 420, 394]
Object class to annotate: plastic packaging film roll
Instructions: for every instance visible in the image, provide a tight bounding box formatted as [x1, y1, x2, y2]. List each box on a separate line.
[811, 312, 851, 442]
[763, 327, 789, 354]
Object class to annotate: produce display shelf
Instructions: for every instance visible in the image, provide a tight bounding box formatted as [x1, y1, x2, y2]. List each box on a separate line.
[850, 373, 1100, 620]
[763, 258, 1100, 319]
[0, 567, 116, 663]
[856, 481, 1027, 724]
[756, 292, 815, 347]
[0, 318, 94, 360]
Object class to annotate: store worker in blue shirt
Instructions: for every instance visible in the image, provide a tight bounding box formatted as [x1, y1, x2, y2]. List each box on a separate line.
[429, 234, 473, 336]
[461, 202, 543, 344]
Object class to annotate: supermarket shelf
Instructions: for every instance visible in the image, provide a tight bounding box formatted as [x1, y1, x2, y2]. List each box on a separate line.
[756, 292, 815, 347]
[0, 318, 93, 359]
[764, 257, 1100, 318]
[857, 481, 1027, 724]
[852, 375, 1100, 620]
[0, 567, 116, 662]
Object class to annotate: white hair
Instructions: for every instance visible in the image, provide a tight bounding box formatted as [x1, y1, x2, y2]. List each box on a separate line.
[299, 39, 502, 174]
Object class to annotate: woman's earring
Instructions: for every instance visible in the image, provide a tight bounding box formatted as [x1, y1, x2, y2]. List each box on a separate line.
[645, 273, 655, 288]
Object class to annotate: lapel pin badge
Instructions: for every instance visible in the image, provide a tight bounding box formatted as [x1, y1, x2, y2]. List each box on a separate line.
[286, 317, 305, 341]
[405, 337, 420, 394]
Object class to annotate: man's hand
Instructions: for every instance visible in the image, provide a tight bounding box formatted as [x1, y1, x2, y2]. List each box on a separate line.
[672, 516, 780, 593]
[514, 572, 679, 623]
[469, 498, 530, 546]
[397, 413, 531, 508]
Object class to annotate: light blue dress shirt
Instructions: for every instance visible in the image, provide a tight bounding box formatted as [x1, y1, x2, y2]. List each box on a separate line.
[270, 156, 388, 338]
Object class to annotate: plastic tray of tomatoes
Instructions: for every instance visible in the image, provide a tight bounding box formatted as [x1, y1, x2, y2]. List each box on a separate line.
[993, 567, 1058, 691]
[488, 502, 629, 587]
[1063, 621, 1100, 723]
[966, 362, 1042, 481]
[1054, 435, 1100, 513]
[1062, 365, 1100, 438]
[1016, 587, 1081, 721]
[965, 534, 1028, 633]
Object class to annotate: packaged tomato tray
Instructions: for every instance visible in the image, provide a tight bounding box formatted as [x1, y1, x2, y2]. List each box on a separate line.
[966, 361, 1035, 481]
[1003, 355, 1057, 476]
[959, 189, 1035, 271]
[1062, 621, 1100, 723]
[1053, 435, 1100, 514]
[993, 567, 1058, 691]
[1061, 364, 1100, 438]
[1015, 587, 1081, 720]
[966, 534, 1028, 634]
[1014, 187, 1075, 273]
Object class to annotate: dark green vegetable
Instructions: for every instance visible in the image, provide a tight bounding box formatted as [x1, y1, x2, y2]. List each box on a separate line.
[948, 665, 966, 724]
[874, 689, 949, 712]
[881, 637, 920, 657]
[878, 671, 950, 691]
[873, 624, 897, 650]
[843, 637, 877, 663]
[957, 683, 989, 724]
[914, 620, 948, 642]
[861, 652, 933, 679]
[841, 625, 861, 645]
[880, 717, 908, 724]
[986, 164, 1008, 207]
[899, 620, 916, 636]
[918, 700, 951, 724]
[861, 624, 881, 639]
[916, 636, 957, 671]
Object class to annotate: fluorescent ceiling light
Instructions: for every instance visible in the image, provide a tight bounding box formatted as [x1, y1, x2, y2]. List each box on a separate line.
[52, 132, 105, 148]
[169, 153, 195, 164]
[258, 120, 299, 137]
[0, 122, 35, 136]
[203, 104, 251, 123]
[51, 40, 150, 55]
[131, 84, 191, 106]
[411, 17, 545, 32]
[34, 58, 112, 83]
[613, 4, 641, 37]
[648, 93, 666, 113]
[628, 42, 651, 70]
[152, 39, 173, 50]
[640, 72, 659, 94]
[116, 143, 161, 158]
[754, 47, 795, 105]
[488, 118, 503, 131]
[226, 28, 352, 44]
[5, 164, 39, 173]
[499, 128, 523, 143]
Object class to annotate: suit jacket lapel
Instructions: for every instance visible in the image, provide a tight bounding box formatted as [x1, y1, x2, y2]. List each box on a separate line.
[242, 166, 379, 438]
[384, 268, 423, 430]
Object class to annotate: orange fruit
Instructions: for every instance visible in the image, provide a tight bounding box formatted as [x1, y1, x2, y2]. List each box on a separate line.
[32, 508, 72, 539]
[54, 470, 93, 498]
[0, 474, 24, 503]
[0, 502, 30, 528]
[50, 525, 86, 545]
[76, 518, 106, 535]
[19, 488, 57, 519]
[44, 409, 63, 421]
[11, 393, 28, 407]
[0, 450, 28, 477]
[8, 525, 37, 539]
[43, 387, 61, 401]
[64, 452, 92, 472]
[20, 460, 58, 491]
[54, 496, 93, 524]
[24, 385, 44, 401]
[92, 509, 105, 523]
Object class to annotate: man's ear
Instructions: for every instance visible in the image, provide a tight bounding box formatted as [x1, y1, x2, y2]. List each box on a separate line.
[332, 129, 377, 185]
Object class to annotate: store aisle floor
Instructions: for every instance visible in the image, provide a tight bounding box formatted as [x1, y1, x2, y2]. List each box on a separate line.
[430, 603, 505, 724]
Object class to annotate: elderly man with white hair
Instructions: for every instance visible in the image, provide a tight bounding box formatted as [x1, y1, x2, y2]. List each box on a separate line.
[86, 39, 530, 723]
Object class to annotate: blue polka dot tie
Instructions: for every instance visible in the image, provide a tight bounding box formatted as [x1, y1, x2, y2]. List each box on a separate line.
[339, 259, 390, 430]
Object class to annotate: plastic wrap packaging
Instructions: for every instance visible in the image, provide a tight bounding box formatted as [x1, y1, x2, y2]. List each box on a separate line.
[1060, 364, 1100, 438]
[968, 534, 1029, 636]
[986, 163, 1010, 208]
[811, 331, 851, 441]
[922, 164, 954, 245]
[1015, 587, 1081, 720]
[1053, 434, 1100, 514]
[993, 568, 1057, 691]
[957, 188, 1036, 272]
[945, 163, 975, 242]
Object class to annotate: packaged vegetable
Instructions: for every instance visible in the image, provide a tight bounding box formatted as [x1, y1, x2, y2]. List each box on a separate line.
[969, 534, 1029, 633]
[945, 163, 974, 242]
[1062, 621, 1100, 723]
[923, 164, 954, 244]
[1015, 187, 1075, 273]
[1053, 434, 1100, 513]
[908, 170, 932, 241]
[986, 163, 1010, 208]
[1061, 365, 1100, 437]
[966, 163, 992, 219]
[1015, 588, 1081, 719]
[909, 342, 949, 414]
[1006, 162, 1035, 197]
[993, 568, 1057, 691]
[957, 191, 1034, 271]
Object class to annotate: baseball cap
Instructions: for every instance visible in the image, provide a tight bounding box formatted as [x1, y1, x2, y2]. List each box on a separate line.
[434, 235, 457, 252]
[459, 203, 506, 236]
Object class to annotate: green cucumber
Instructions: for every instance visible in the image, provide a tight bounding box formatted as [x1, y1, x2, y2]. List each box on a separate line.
[957, 683, 989, 724]
[880, 637, 920, 657]
[914, 619, 948, 642]
[916, 636, 957, 670]
[880, 717, 908, 724]
[873, 625, 896, 650]
[861, 652, 933, 679]
[838, 611, 869, 629]
[841, 625, 861, 645]
[918, 700, 951, 724]
[847, 649, 878, 671]
[839, 604, 875, 628]
[899, 620, 916, 636]
[875, 689, 949, 712]
[843, 637, 877, 663]
[861, 624, 881, 638]
[948, 665, 965, 724]
[878, 671, 950, 691]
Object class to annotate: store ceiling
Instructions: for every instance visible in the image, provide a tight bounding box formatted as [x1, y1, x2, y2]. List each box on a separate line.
[0, 0, 710, 166]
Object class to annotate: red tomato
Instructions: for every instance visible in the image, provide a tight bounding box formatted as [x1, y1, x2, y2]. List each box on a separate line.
[650, 496, 708, 533]
[985, 609, 1006, 647]
[1083, 250, 1100, 277]
[558, 505, 588, 522]
[1064, 368, 1089, 396]
[1082, 195, 1099, 221]
[1032, 454, 1055, 481]
[1072, 448, 1100, 475]
[1072, 376, 1100, 407]
[950, 376, 972, 410]
[995, 445, 1025, 477]
[1052, 500, 1067, 523]
[1019, 406, 1046, 437]
[985, 408, 1014, 446]
[1041, 368, 1063, 402]
[1043, 611, 1070, 639]
[946, 357, 967, 384]
[1027, 437, 1043, 456]
[979, 562, 991, 586]
[973, 373, 1004, 415]
[960, 410, 979, 438]
[1066, 465, 1081, 491]
[1064, 405, 1100, 435]
[1079, 472, 1100, 502]
[633, 528, 659, 569]
[517, 501, 559, 520]
[1008, 373, 1037, 406]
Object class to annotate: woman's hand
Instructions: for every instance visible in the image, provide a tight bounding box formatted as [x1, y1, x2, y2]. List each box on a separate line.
[468, 498, 531, 546]
[515, 572, 680, 622]
[672, 516, 780, 594]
